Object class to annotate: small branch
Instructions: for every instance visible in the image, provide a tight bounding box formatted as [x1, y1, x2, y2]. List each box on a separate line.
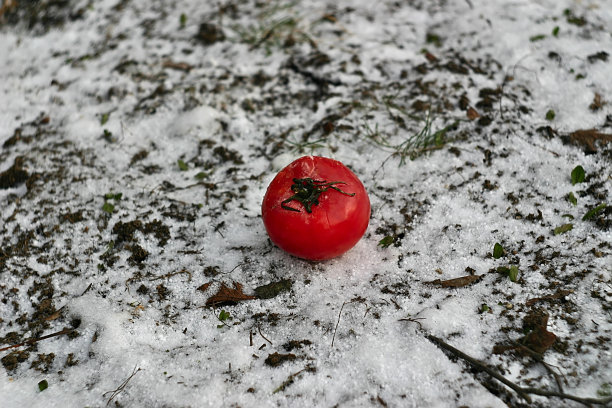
[520, 387, 612, 406]
[258, 324, 273, 345]
[331, 298, 368, 347]
[510, 340, 566, 393]
[287, 58, 342, 87]
[398, 317, 424, 330]
[150, 269, 192, 282]
[103, 366, 141, 406]
[423, 333, 612, 406]
[0, 328, 74, 352]
[273, 364, 316, 394]
[331, 301, 348, 348]
[426, 334, 532, 403]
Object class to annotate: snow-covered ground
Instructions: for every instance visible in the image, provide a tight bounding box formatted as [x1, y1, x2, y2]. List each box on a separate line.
[0, 0, 610, 407]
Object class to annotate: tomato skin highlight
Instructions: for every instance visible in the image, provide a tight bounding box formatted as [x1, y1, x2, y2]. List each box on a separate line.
[261, 156, 370, 261]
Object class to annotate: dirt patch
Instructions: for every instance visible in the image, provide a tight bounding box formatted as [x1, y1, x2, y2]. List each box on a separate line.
[265, 352, 297, 367]
[1, 350, 30, 372]
[0, 156, 28, 189]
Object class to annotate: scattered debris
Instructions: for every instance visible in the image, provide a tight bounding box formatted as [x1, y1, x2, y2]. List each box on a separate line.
[254, 279, 292, 299]
[205, 282, 256, 307]
[265, 352, 297, 367]
[196, 23, 225, 45]
[428, 275, 482, 288]
[566, 129, 612, 153]
[0, 156, 28, 189]
[273, 365, 316, 394]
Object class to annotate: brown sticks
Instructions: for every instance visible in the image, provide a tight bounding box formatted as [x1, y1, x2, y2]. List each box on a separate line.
[0, 328, 74, 352]
[423, 333, 612, 406]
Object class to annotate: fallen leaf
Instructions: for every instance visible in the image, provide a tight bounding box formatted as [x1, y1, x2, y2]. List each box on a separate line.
[205, 282, 255, 306]
[254, 279, 292, 299]
[44, 310, 62, 321]
[523, 326, 557, 354]
[196, 282, 212, 292]
[466, 107, 480, 120]
[428, 274, 482, 288]
[589, 93, 605, 111]
[264, 352, 296, 367]
[521, 309, 556, 354]
[162, 60, 194, 72]
[568, 129, 612, 153]
[494, 308, 557, 355]
[526, 289, 573, 306]
[321, 13, 337, 23]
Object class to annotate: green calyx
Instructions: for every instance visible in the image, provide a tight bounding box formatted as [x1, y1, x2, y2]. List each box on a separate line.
[281, 178, 355, 213]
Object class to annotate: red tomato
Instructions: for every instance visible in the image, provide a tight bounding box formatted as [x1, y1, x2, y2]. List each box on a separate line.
[261, 156, 370, 260]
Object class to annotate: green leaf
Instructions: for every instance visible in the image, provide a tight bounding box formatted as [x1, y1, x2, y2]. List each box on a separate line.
[582, 203, 607, 221]
[104, 192, 122, 200]
[567, 192, 577, 206]
[552, 26, 559, 37]
[571, 165, 585, 185]
[102, 202, 115, 214]
[508, 265, 519, 282]
[194, 171, 208, 180]
[496, 266, 510, 275]
[480, 304, 490, 313]
[100, 112, 110, 125]
[492, 243, 504, 259]
[529, 34, 546, 42]
[378, 236, 395, 248]
[561, 214, 574, 220]
[554, 223, 573, 235]
[180, 13, 187, 28]
[545, 109, 555, 121]
[177, 159, 188, 171]
[218, 310, 231, 322]
[38, 380, 48, 392]
[597, 383, 612, 397]
[102, 129, 115, 143]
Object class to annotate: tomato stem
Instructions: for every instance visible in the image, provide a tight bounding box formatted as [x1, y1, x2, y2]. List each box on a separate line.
[281, 178, 355, 213]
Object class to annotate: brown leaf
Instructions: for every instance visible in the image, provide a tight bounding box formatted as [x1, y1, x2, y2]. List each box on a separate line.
[494, 308, 557, 356]
[196, 282, 212, 292]
[44, 310, 62, 321]
[521, 309, 556, 354]
[321, 13, 337, 23]
[428, 274, 482, 288]
[589, 93, 605, 111]
[205, 282, 255, 306]
[162, 60, 194, 72]
[466, 107, 480, 120]
[523, 326, 556, 354]
[0, 0, 17, 19]
[526, 289, 573, 306]
[569, 129, 612, 153]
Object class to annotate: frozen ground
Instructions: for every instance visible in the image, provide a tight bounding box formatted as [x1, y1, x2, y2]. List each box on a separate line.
[0, 0, 611, 407]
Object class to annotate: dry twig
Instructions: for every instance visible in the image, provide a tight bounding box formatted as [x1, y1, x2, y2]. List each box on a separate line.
[0, 328, 74, 352]
[258, 324, 273, 345]
[273, 364, 316, 394]
[103, 366, 142, 406]
[423, 333, 612, 406]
